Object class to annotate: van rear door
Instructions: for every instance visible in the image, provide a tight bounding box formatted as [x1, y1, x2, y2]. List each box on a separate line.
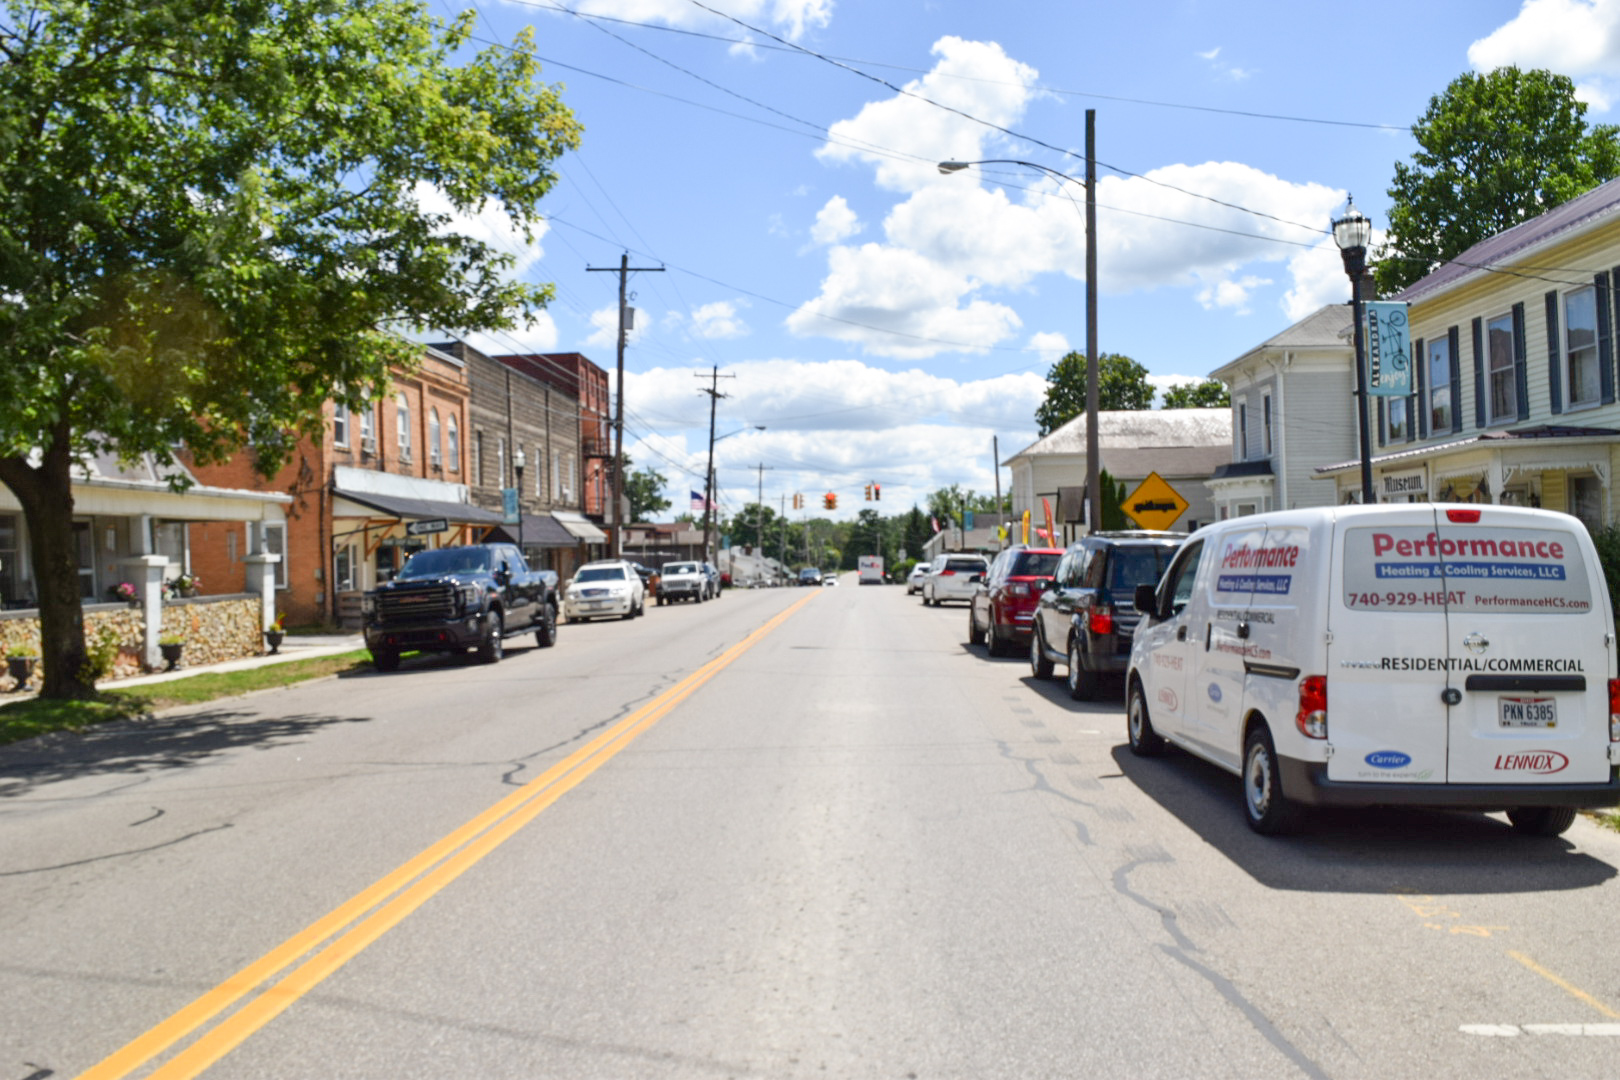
[1434, 508, 1610, 785]
[1328, 507, 1453, 784]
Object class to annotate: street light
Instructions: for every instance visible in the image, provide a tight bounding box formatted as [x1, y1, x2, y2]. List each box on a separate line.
[512, 445, 527, 552]
[1332, 197, 1376, 506]
[940, 109, 1100, 534]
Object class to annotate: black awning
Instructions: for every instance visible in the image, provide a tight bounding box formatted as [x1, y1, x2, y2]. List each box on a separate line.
[487, 513, 577, 548]
[332, 488, 506, 525]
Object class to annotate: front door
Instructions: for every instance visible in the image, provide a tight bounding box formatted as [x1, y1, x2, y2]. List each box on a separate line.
[1134, 539, 1206, 744]
[1189, 521, 1268, 770]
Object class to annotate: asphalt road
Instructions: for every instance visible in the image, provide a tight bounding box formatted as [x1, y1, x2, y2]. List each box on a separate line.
[6, 580, 1620, 1079]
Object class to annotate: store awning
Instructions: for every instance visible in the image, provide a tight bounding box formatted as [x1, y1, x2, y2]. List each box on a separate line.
[332, 488, 506, 525]
[551, 510, 608, 543]
[488, 513, 576, 548]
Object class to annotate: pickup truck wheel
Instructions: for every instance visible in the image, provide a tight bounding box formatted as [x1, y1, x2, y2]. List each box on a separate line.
[477, 610, 504, 664]
[535, 603, 558, 648]
[1506, 806, 1577, 836]
[371, 649, 399, 673]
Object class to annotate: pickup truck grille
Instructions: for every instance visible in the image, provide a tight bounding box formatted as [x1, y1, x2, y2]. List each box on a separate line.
[377, 584, 458, 623]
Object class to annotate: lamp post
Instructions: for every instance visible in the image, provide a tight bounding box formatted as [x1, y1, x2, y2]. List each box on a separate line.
[512, 446, 527, 552]
[1331, 198, 1376, 506]
[940, 109, 1100, 533]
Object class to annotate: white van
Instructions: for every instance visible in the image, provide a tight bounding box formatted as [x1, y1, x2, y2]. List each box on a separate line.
[1126, 504, 1620, 835]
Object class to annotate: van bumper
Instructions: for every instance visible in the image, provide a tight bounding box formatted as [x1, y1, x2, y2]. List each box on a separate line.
[1279, 757, 1620, 810]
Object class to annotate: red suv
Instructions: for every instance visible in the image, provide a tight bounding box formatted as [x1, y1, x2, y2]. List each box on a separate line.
[967, 546, 1063, 656]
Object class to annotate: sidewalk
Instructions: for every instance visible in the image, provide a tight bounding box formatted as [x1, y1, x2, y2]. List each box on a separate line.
[4, 634, 367, 702]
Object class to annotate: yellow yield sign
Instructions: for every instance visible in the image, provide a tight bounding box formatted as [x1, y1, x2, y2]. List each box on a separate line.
[1123, 471, 1189, 531]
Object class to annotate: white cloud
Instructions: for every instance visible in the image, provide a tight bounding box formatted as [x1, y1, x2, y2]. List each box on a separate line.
[810, 195, 863, 245]
[555, 0, 831, 41]
[1198, 47, 1221, 60]
[413, 182, 546, 274]
[463, 310, 560, 357]
[1281, 239, 1351, 322]
[690, 300, 750, 339]
[1027, 332, 1069, 366]
[1470, 0, 1620, 110]
[584, 305, 646, 349]
[816, 36, 1041, 192]
[1196, 273, 1272, 314]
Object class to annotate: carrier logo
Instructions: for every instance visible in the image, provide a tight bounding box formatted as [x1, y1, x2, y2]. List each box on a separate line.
[1493, 750, 1569, 774]
[1365, 751, 1412, 769]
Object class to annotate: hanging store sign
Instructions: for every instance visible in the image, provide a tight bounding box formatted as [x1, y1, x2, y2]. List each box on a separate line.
[1366, 301, 1412, 397]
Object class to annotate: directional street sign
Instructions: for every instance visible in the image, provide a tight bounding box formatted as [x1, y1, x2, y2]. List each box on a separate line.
[406, 518, 448, 536]
[1122, 472, 1189, 531]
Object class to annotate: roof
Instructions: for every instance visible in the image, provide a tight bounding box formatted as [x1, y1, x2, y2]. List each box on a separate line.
[1209, 459, 1275, 480]
[332, 488, 505, 525]
[1006, 408, 1232, 462]
[487, 513, 576, 547]
[1210, 305, 1353, 379]
[1314, 424, 1620, 474]
[1396, 177, 1620, 304]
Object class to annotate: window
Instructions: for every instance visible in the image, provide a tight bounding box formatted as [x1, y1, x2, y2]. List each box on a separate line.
[396, 393, 411, 459]
[1487, 313, 1516, 422]
[0, 512, 22, 608]
[1566, 286, 1600, 408]
[563, 453, 577, 502]
[359, 400, 375, 446]
[428, 408, 441, 466]
[262, 523, 288, 589]
[533, 446, 545, 497]
[1572, 474, 1603, 530]
[1428, 337, 1452, 431]
[551, 450, 561, 502]
[334, 544, 356, 591]
[1387, 396, 1409, 443]
[497, 437, 506, 488]
[475, 430, 485, 486]
[446, 414, 460, 472]
[1261, 392, 1273, 456]
[333, 403, 350, 448]
[1162, 540, 1205, 616]
[1237, 402, 1249, 459]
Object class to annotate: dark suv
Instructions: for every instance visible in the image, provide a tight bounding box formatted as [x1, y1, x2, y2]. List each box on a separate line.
[1029, 531, 1181, 700]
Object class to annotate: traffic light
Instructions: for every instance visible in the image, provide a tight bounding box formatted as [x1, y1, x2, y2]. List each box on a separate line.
[792, 493, 803, 509]
[864, 483, 873, 501]
[873, 482, 881, 501]
[823, 492, 837, 510]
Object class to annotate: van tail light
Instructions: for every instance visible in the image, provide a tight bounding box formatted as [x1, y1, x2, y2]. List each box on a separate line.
[1610, 679, 1620, 742]
[1297, 675, 1328, 739]
[1446, 508, 1481, 523]
[1087, 606, 1115, 635]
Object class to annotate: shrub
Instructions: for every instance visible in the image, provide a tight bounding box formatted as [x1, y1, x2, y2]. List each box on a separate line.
[79, 627, 121, 683]
[1589, 524, 1620, 616]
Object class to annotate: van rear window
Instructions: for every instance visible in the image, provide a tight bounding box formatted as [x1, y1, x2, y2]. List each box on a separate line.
[1342, 525, 1592, 613]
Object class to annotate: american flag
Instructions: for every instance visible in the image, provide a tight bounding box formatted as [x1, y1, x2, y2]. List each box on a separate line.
[690, 490, 713, 512]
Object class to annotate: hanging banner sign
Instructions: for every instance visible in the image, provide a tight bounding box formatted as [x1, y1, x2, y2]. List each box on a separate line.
[1365, 301, 1412, 397]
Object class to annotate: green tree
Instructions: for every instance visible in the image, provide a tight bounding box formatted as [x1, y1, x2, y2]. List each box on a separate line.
[0, 0, 580, 698]
[622, 459, 671, 523]
[1099, 469, 1129, 531]
[1035, 351, 1153, 435]
[903, 505, 931, 559]
[1376, 67, 1620, 294]
[1161, 380, 1230, 409]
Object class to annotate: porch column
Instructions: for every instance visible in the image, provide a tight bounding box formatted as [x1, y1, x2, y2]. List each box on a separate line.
[125, 555, 168, 669]
[244, 553, 280, 634]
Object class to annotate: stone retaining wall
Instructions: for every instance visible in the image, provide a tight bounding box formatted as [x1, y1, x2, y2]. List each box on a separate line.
[1, 595, 264, 692]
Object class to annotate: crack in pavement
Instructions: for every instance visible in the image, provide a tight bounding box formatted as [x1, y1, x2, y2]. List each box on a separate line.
[1113, 854, 1329, 1079]
[0, 823, 233, 877]
[127, 806, 165, 827]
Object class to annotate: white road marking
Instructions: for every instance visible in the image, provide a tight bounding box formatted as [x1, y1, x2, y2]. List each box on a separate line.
[1461, 1024, 1620, 1037]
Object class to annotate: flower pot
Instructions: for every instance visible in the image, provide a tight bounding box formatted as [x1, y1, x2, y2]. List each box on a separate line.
[159, 642, 184, 672]
[264, 630, 284, 655]
[6, 656, 35, 690]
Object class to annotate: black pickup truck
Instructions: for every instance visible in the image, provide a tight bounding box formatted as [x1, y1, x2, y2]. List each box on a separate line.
[363, 543, 558, 671]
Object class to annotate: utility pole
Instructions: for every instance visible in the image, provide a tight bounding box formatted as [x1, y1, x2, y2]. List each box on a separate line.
[992, 435, 1002, 539]
[779, 492, 787, 574]
[751, 462, 775, 567]
[1084, 108, 1101, 536]
[696, 366, 735, 565]
[588, 253, 663, 558]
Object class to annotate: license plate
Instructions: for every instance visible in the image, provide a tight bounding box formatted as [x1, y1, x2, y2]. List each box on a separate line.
[1499, 696, 1557, 729]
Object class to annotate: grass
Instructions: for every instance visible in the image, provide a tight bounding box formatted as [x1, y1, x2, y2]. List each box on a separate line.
[0, 649, 374, 747]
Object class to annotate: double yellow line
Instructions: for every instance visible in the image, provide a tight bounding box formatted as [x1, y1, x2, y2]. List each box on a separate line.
[79, 590, 819, 1080]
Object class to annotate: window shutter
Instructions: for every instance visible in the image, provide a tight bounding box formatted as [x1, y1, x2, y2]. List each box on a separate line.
[1600, 270, 1615, 405]
[1377, 399, 1387, 446]
[1512, 301, 1529, 421]
[1472, 318, 1485, 428]
[1413, 337, 1426, 440]
[1448, 326, 1462, 433]
[1545, 290, 1563, 415]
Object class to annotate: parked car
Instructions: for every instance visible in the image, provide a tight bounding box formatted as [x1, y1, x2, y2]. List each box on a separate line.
[906, 562, 931, 594]
[1029, 531, 1180, 699]
[363, 542, 558, 671]
[798, 566, 823, 587]
[922, 554, 990, 606]
[659, 561, 708, 603]
[967, 546, 1063, 656]
[562, 560, 646, 621]
[701, 562, 722, 599]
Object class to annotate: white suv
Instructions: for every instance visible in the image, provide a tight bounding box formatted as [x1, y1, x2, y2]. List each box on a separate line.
[922, 554, 989, 606]
[563, 560, 646, 621]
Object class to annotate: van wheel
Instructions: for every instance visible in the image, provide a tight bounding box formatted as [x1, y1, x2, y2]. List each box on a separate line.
[1068, 637, 1099, 701]
[967, 607, 986, 647]
[1507, 806, 1578, 836]
[477, 610, 504, 664]
[1242, 725, 1298, 835]
[1029, 628, 1055, 679]
[1127, 681, 1165, 756]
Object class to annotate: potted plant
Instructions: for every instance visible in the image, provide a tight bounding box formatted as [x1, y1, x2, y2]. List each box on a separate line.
[264, 613, 286, 654]
[6, 643, 38, 690]
[112, 581, 138, 606]
[158, 633, 185, 671]
[167, 573, 201, 599]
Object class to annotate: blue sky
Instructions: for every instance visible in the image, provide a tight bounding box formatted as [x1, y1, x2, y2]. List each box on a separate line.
[427, 0, 1619, 521]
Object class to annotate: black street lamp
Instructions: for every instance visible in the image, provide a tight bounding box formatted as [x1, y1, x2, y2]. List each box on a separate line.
[1332, 198, 1376, 506]
[512, 445, 527, 552]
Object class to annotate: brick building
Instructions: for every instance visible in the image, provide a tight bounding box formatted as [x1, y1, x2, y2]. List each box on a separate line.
[491, 352, 614, 526]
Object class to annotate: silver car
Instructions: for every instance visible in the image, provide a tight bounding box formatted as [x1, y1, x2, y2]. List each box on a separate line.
[921, 554, 989, 606]
[906, 562, 931, 594]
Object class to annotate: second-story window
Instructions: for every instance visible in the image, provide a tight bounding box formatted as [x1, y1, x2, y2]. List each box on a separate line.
[1237, 402, 1249, 460]
[497, 436, 506, 488]
[428, 408, 442, 467]
[1487, 312, 1517, 423]
[396, 393, 412, 459]
[333, 403, 350, 448]
[1429, 337, 1453, 431]
[359, 400, 375, 447]
[1387, 397, 1409, 443]
[1565, 286, 1600, 408]
[446, 414, 460, 472]
[1261, 392, 1273, 456]
[533, 446, 545, 498]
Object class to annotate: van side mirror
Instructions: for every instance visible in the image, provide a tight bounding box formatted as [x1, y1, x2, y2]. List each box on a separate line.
[1134, 583, 1159, 617]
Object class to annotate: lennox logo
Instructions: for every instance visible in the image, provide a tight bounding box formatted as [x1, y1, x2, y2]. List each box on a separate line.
[1493, 750, 1569, 774]
[1365, 751, 1412, 769]
[1157, 687, 1179, 711]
